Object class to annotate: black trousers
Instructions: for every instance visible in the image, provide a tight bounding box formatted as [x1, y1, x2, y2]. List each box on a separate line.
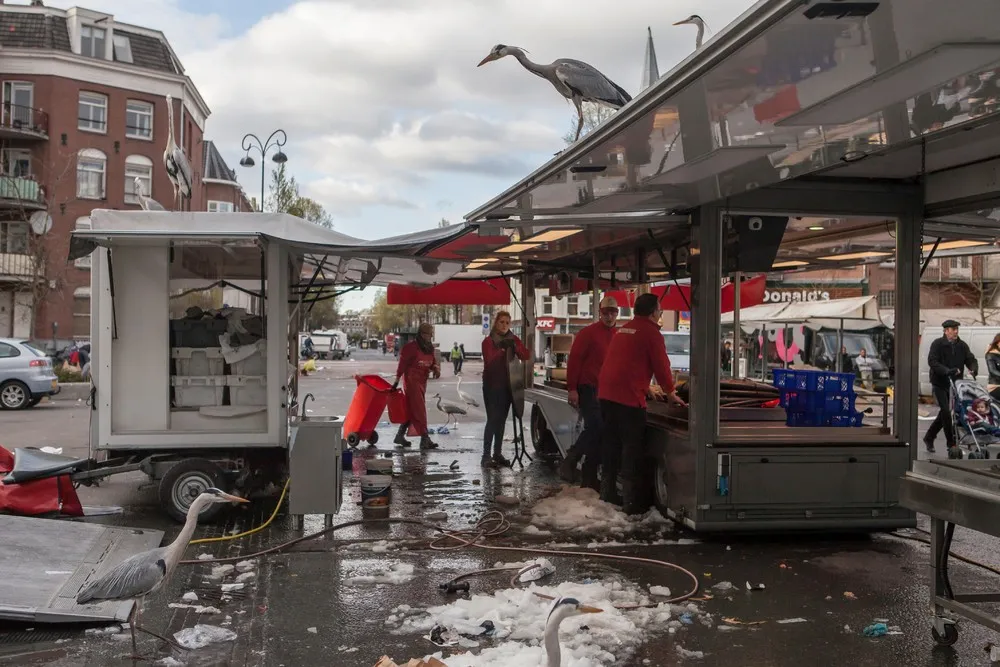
[452, 358, 461, 374]
[599, 399, 646, 508]
[483, 385, 512, 457]
[926, 385, 956, 447]
[565, 385, 603, 487]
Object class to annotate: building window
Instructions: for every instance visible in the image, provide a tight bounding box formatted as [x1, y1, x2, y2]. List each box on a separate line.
[208, 200, 234, 213]
[76, 148, 107, 199]
[567, 297, 579, 317]
[542, 296, 553, 315]
[74, 217, 92, 268]
[2, 149, 30, 177]
[78, 92, 107, 133]
[125, 100, 153, 139]
[0, 221, 28, 254]
[950, 256, 971, 270]
[112, 34, 133, 63]
[2, 81, 34, 128]
[877, 290, 895, 309]
[73, 288, 91, 339]
[80, 25, 106, 58]
[124, 155, 153, 204]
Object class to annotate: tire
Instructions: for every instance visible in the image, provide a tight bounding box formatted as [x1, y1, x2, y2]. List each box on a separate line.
[931, 623, 958, 646]
[27, 396, 43, 408]
[530, 404, 560, 460]
[368, 431, 379, 445]
[0, 381, 30, 410]
[159, 458, 227, 523]
[346, 432, 361, 447]
[654, 451, 670, 516]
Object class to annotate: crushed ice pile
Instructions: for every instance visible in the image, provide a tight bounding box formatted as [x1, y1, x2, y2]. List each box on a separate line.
[346, 562, 417, 585]
[385, 577, 702, 666]
[529, 487, 670, 536]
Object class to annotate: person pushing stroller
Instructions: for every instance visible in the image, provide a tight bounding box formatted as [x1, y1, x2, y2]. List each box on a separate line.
[925, 319, 978, 458]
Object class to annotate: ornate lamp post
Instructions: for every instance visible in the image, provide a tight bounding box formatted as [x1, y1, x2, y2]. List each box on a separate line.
[239, 129, 288, 211]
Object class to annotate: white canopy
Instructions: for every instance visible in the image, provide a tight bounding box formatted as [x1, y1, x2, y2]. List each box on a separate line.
[722, 296, 887, 332]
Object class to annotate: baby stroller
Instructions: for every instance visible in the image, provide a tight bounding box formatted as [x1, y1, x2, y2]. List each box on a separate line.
[950, 378, 1000, 459]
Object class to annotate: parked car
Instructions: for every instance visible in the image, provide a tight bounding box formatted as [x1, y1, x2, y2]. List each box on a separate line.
[0, 338, 59, 409]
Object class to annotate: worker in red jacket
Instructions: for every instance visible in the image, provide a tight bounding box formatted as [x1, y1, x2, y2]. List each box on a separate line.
[392, 322, 441, 450]
[597, 293, 686, 513]
[481, 310, 531, 467]
[559, 296, 619, 490]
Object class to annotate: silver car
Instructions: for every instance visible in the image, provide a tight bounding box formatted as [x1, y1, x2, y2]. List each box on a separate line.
[0, 338, 59, 410]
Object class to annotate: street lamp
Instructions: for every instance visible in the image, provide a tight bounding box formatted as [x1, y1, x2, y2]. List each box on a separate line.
[239, 129, 288, 211]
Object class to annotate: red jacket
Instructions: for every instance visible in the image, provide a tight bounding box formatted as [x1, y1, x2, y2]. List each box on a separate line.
[566, 321, 616, 391]
[482, 333, 531, 389]
[597, 316, 674, 408]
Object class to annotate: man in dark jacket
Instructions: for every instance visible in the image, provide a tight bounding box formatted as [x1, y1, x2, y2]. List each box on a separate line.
[925, 319, 978, 457]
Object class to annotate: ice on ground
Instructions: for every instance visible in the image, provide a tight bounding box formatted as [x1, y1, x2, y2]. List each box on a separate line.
[207, 564, 234, 579]
[307, 627, 318, 634]
[235, 560, 255, 572]
[84, 625, 123, 636]
[167, 603, 222, 614]
[649, 586, 671, 597]
[517, 558, 556, 583]
[529, 487, 669, 535]
[181, 591, 199, 602]
[196, 554, 214, 561]
[155, 658, 184, 666]
[221, 583, 245, 592]
[346, 562, 416, 585]
[523, 525, 552, 536]
[173, 624, 237, 649]
[236, 571, 256, 583]
[386, 578, 675, 666]
[776, 617, 808, 624]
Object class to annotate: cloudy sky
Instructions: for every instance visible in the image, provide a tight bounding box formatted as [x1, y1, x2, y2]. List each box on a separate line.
[47, 0, 752, 308]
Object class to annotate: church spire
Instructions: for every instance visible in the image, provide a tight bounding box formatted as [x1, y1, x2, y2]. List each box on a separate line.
[641, 26, 660, 91]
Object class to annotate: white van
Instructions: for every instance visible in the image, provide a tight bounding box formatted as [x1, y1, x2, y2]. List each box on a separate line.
[662, 331, 691, 373]
[918, 325, 1000, 396]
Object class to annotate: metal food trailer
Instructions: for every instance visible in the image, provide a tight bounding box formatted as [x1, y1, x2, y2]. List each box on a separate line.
[451, 0, 1000, 535]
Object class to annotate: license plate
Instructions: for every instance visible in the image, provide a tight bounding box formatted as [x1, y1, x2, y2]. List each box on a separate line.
[51, 380, 58, 390]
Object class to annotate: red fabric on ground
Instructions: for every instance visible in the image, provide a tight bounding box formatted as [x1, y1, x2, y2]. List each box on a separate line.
[0, 447, 83, 517]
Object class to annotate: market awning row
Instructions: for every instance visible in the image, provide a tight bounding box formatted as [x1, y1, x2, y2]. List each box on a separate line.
[721, 295, 886, 331]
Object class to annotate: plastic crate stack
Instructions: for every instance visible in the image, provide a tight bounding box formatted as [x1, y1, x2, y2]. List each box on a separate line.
[772, 369, 863, 427]
[170, 317, 228, 408]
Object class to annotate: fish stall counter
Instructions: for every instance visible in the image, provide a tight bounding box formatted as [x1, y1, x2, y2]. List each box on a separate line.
[529, 372, 910, 533]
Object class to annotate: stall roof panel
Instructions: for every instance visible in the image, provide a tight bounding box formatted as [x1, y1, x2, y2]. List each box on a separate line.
[465, 0, 1000, 223]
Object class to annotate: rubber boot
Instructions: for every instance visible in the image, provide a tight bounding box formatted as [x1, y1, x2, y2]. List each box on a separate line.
[580, 460, 600, 492]
[419, 434, 439, 450]
[492, 451, 511, 467]
[394, 424, 411, 448]
[558, 446, 582, 482]
[600, 471, 622, 506]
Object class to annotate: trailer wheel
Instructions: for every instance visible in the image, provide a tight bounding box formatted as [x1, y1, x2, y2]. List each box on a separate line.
[368, 431, 379, 445]
[159, 458, 227, 523]
[346, 432, 361, 447]
[530, 404, 560, 460]
[654, 451, 670, 516]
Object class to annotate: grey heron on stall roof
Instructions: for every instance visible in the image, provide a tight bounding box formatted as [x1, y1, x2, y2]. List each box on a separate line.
[674, 14, 710, 49]
[477, 45, 632, 142]
[76, 488, 248, 659]
[134, 177, 166, 211]
[163, 94, 194, 210]
[433, 393, 467, 428]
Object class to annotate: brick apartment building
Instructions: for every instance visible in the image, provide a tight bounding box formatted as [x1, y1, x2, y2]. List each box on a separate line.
[0, 2, 250, 346]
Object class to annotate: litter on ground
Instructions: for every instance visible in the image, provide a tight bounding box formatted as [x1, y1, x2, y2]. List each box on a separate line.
[173, 624, 238, 650]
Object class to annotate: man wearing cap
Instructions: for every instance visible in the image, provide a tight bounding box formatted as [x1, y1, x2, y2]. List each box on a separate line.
[559, 295, 619, 489]
[598, 293, 687, 513]
[925, 319, 978, 457]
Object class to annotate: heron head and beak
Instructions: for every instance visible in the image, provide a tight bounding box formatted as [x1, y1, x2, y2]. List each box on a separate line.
[204, 487, 250, 504]
[478, 44, 512, 67]
[673, 14, 704, 27]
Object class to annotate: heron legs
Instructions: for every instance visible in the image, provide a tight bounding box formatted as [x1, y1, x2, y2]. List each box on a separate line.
[125, 597, 187, 659]
[573, 97, 584, 142]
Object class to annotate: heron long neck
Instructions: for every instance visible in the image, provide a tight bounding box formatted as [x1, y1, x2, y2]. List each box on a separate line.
[166, 99, 176, 146]
[695, 21, 705, 49]
[168, 495, 208, 568]
[509, 48, 549, 80]
[543, 610, 566, 667]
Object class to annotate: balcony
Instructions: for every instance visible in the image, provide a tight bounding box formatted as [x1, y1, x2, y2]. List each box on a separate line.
[0, 105, 48, 140]
[0, 177, 46, 211]
[0, 253, 41, 283]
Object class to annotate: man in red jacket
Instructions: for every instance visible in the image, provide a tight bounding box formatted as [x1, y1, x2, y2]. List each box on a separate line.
[598, 293, 686, 513]
[559, 296, 619, 489]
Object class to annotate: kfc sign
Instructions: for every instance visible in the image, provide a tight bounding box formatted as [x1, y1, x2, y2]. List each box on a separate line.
[536, 317, 556, 331]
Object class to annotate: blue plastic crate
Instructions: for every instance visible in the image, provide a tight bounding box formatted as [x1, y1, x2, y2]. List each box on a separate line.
[785, 411, 831, 427]
[824, 394, 856, 415]
[829, 410, 865, 427]
[778, 390, 796, 408]
[791, 391, 826, 411]
[772, 369, 793, 389]
[824, 372, 856, 395]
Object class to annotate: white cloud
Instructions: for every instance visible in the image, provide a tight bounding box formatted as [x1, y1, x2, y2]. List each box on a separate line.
[45, 0, 752, 226]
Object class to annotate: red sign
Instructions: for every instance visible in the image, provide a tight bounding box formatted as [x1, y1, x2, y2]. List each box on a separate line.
[536, 317, 556, 331]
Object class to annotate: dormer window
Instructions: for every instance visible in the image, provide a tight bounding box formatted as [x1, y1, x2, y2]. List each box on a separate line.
[113, 34, 133, 64]
[81, 25, 106, 58]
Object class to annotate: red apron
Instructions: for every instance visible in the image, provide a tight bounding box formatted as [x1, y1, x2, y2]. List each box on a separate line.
[397, 341, 437, 436]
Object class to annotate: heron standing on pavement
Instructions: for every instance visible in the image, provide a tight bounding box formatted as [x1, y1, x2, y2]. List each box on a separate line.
[76, 488, 248, 659]
[434, 393, 467, 428]
[477, 44, 632, 142]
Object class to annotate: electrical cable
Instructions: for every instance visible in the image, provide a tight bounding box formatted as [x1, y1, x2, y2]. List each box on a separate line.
[180, 510, 701, 604]
[889, 531, 1000, 577]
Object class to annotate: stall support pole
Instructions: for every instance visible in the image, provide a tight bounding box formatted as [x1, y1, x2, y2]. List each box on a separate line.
[732, 272, 741, 378]
[837, 319, 845, 372]
[592, 253, 600, 320]
[690, 205, 723, 450]
[895, 200, 923, 455]
[523, 273, 536, 389]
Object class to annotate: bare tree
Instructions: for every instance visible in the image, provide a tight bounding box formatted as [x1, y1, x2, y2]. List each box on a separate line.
[562, 103, 617, 145]
[937, 256, 1000, 325]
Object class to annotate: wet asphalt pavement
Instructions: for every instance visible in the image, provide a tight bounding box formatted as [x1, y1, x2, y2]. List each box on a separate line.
[3, 351, 1000, 666]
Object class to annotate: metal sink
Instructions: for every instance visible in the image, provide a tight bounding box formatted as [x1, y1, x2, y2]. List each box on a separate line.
[295, 415, 341, 423]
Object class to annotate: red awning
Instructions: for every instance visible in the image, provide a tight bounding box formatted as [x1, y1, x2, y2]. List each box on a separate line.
[387, 278, 511, 305]
[606, 275, 766, 313]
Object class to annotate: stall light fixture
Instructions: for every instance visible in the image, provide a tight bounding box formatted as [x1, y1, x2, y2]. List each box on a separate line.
[808, 226, 825, 231]
[466, 261, 492, 270]
[772, 260, 810, 268]
[523, 228, 582, 243]
[496, 242, 542, 253]
[777, 42, 1000, 127]
[921, 239, 990, 251]
[817, 251, 891, 261]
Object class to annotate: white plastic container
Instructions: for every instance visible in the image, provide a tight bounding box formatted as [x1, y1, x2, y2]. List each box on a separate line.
[172, 347, 225, 376]
[230, 345, 266, 376]
[227, 375, 267, 406]
[172, 375, 226, 407]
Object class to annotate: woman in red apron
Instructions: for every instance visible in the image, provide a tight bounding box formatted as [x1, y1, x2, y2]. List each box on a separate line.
[392, 323, 441, 449]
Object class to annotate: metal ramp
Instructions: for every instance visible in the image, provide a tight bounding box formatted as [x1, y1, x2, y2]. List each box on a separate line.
[0, 514, 163, 623]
